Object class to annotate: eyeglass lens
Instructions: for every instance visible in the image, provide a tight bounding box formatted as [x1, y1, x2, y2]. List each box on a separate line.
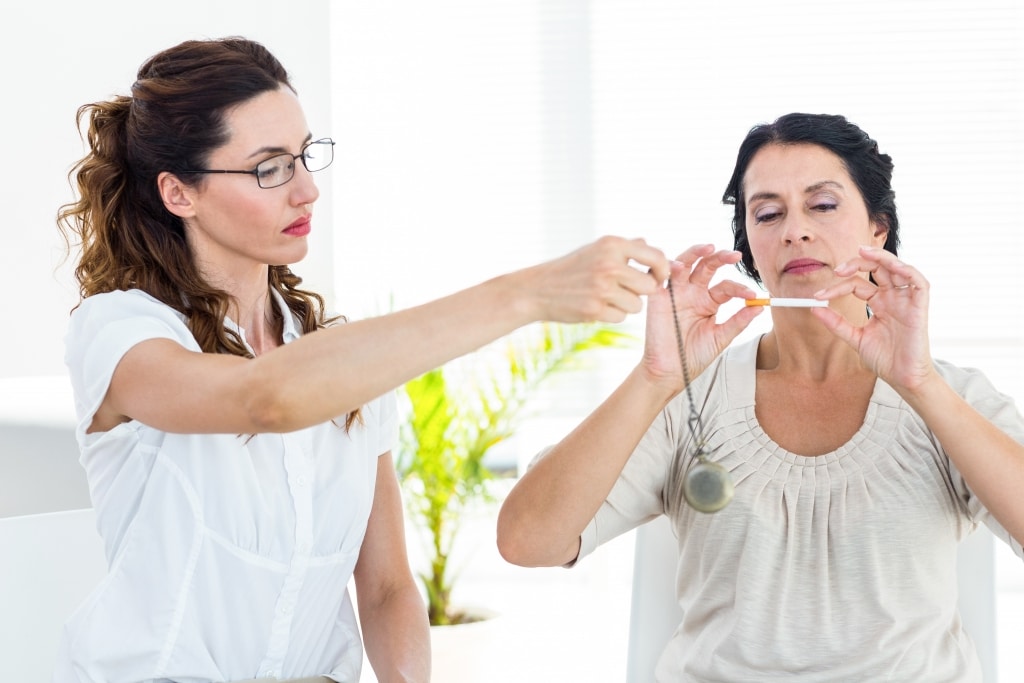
[255, 139, 334, 188]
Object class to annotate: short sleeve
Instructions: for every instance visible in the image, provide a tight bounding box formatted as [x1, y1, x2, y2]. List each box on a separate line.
[64, 290, 197, 434]
[575, 396, 683, 564]
[938, 359, 1024, 559]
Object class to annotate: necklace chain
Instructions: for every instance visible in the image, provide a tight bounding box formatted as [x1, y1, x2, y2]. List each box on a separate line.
[666, 281, 709, 456]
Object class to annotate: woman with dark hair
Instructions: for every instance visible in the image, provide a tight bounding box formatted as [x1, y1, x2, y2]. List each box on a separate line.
[55, 37, 670, 683]
[498, 112, 1024, 681]
[723, 112, 901, 281]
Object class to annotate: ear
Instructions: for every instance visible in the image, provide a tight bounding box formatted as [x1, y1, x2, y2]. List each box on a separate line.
[157, 171, 197, 219]
[871, 219, 889, 248]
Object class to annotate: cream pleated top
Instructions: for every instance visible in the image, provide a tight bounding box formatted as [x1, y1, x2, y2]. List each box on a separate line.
[578, 337, 1024, 682]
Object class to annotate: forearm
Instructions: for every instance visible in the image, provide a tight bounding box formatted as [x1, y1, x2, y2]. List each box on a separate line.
[497, 365, 674, 567]
[359, 583, 431, 683]
[902, 374, 1024, 545]
[252, 272, 536, 431]
[253, 235, 671, 432]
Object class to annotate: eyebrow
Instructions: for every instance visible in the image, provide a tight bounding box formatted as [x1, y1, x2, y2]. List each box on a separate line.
[246, 133, 314, 160]
[747, 180, 845, 204]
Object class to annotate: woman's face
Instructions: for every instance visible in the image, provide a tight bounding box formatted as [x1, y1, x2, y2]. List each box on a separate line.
[742, 142, 887, 298]
[181, 86, 320, 281]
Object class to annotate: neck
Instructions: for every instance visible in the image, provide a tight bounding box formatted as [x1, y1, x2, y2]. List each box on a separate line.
[204, 265, 279, 356]
[234, 288, 281, 356]
[758, 309, 870, 381]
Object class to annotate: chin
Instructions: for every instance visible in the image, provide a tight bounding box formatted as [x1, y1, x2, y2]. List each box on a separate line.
[278, 246, 310, 266]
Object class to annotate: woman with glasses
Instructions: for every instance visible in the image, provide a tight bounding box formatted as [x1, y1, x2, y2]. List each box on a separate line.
[54, 37, 670, 683]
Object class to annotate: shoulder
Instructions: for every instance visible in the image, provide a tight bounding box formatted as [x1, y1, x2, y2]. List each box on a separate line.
[72, 289, 187, 330]
[932, 358, 1006, 401]
[690, 334, 759, 396]
[725, 335, 761, 364]
[65, 291, 196, 428]
[931, 357, 1023, 424]
[66, 289, 199, 368]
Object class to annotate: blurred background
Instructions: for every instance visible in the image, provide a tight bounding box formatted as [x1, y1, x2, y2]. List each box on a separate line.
[1, 0, 1021, 680]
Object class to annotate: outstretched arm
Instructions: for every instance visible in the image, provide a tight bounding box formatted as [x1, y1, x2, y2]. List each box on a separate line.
[93, 236, 671, 435]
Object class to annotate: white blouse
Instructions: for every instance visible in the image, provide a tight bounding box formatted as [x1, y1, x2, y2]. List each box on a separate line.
[54, 289, 396, 683]
[578, 336, 1024, 682]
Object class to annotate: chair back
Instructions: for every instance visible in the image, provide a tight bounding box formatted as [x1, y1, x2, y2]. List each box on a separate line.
[0, 508, 107, 683]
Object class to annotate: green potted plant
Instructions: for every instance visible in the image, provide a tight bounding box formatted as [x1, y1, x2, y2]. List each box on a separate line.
[395, 321, 634, 627]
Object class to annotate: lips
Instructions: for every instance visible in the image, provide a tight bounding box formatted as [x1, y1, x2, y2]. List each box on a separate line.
[284, 215, 311, 237]
[782, 258, 824, 275]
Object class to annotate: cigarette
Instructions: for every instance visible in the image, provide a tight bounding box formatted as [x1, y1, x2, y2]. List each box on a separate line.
[744, 298, 828, 308]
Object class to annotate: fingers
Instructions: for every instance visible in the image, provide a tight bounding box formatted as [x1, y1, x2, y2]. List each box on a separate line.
[810, 306, 859, 347]
[619, 237, 671, 286]
[814, 275, 878, 303]
[673, 244, 717, 271]
[610, 239, 669, 317]
[607, 241, 740, 296]
[709, 278, 760, 306]
[567, 239, 745, 323]
[604, 275, 649, 318]
[553, 236, 667, 323]
[715, 302, 764, 343]
[599, 239, 728, 314]
[832, 246, 928, 292]
[671, 246, 744, 288]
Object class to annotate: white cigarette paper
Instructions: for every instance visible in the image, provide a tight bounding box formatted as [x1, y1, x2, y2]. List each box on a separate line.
[744, 298, 828, 308]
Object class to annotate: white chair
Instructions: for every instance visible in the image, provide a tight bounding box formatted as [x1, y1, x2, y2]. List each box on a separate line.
[0, 508, 107, 683]
[626, 515, 998, 682]
[0, 375, 88, 518]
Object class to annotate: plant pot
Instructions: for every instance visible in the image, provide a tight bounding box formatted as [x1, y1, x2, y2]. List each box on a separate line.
[430, 607, 502, 683]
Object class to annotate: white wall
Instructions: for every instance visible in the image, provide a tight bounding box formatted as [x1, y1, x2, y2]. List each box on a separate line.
[1, 3, 1021, 679]
[0, 0, 332, 379]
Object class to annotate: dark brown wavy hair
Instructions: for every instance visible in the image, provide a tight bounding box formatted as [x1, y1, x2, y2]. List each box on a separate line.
[58, 37, 359, 429]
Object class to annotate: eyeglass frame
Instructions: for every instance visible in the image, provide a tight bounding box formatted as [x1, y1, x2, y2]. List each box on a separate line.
[181, 137, 335, 189]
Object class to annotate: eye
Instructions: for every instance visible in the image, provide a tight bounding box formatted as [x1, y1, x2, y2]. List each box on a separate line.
[256, 165, 282, 181]
[255, 155, 290, 181]
[809, 192, 839, 213]
[753, 209, 782, 224]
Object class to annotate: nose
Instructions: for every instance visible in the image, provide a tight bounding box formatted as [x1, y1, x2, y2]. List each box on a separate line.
[780, 212, 812, 244]
[289, 164, 320, 206]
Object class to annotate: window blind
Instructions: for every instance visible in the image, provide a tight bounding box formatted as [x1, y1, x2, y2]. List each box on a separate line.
[589, 0, 1024, 392]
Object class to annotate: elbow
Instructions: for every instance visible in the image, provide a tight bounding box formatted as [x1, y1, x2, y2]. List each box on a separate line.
[245, 390, 290, 433]
[496, 502, 569, 568]
[239, 366, 296, 433]
[495, 504, 531, 567]
[495, 511, 528, 565]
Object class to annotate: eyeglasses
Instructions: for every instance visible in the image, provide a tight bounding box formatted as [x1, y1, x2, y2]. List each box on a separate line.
[183, 138, 335, 189]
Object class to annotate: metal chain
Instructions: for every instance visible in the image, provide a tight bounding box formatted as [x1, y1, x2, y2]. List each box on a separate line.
[666, 280, 709, 457]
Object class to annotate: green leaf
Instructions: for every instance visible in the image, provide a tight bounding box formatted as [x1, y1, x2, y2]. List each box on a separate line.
[396, 321, 637, 625]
